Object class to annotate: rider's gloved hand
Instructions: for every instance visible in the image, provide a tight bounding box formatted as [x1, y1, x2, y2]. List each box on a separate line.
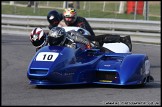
[91, 41, 100, 48]
[86, 42, 92, 49]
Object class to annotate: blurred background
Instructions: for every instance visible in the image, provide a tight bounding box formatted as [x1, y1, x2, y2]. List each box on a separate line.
[1, 1, 161, 21]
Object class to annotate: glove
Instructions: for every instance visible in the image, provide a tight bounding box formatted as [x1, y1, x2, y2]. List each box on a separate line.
[66, 42, 77, 49]
[86, 43, 92, 49]
[91, 41, 100, 48]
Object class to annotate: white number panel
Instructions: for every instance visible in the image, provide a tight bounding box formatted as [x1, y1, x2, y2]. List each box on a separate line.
[36, 52, 59, 62]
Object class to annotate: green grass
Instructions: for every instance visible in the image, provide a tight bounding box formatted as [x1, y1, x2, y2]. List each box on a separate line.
[1, 2, 160, 21]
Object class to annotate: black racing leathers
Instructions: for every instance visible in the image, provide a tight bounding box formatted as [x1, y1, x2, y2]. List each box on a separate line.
[36, 30, 91, 51]
[60, 31, 91, 49]
[67, 30, 90, 45]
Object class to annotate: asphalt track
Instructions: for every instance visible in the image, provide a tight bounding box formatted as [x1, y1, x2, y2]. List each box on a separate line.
[1, 34, 161, 106]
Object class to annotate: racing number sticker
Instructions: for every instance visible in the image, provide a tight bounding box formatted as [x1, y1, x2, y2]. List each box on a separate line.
[36, 52, 59, 61]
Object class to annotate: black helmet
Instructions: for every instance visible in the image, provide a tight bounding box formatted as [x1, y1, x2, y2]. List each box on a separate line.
[47, 10, 63, 27]
[30, 27, 46, 47]
[48, 27, 66, 46]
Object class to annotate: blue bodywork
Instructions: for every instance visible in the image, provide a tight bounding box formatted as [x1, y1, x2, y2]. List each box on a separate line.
[27, 45, 151, 86]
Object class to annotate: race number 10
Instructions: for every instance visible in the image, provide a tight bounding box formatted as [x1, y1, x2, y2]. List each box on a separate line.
[36, 52, 59, 61]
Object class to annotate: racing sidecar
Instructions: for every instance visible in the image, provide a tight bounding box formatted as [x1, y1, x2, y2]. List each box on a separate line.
[27, 27, 153, 87]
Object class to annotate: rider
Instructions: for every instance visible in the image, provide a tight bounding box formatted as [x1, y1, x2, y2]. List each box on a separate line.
[47, 8, 132, 51]
[29, 27, 93, 51]
[48, 27, 92, 49]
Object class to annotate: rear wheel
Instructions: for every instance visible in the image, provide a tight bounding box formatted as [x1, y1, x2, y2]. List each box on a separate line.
[147, 75, 154, 82]
[141, 77, 147, 86]
[135, 77, 147, 88]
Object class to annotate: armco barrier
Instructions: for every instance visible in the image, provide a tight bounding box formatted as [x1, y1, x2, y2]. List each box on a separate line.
[2, 14, 161, 44]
